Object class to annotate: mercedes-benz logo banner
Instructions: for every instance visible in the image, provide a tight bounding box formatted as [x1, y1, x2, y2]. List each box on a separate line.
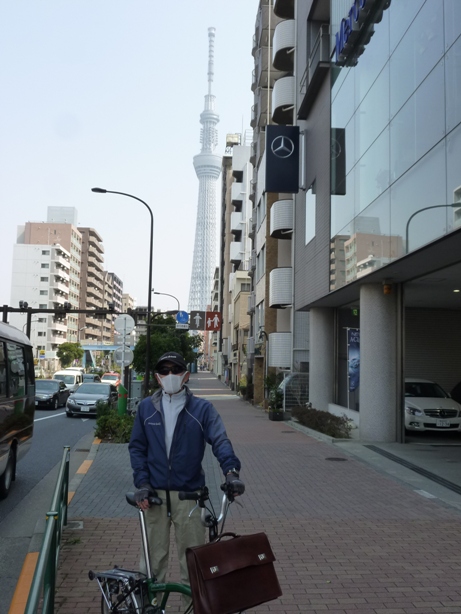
[265, 125, 300, 193]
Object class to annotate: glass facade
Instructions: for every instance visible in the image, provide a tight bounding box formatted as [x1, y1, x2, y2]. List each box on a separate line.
[330, 0, 461, 290]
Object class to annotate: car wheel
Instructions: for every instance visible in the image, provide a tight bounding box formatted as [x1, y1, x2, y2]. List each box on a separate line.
[0, 447, 16, 500]
[53, 397, 59, 410]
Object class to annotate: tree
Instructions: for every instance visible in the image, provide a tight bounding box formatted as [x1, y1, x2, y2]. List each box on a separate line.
[56, 342, 84, 368]
[132, 314, 202, 378]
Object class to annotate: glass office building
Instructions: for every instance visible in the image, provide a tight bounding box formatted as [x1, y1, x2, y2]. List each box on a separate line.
[330, 1, 461, 289]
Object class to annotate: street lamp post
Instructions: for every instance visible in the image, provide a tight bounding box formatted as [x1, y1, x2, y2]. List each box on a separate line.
[78, 326, 87, 343]
[405, 203, 459, 254]
[92, 188, 154, 396]
[152, 291, 180, 312]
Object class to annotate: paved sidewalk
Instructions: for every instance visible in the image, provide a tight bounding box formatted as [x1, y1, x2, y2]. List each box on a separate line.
[55, 373, 461, 613]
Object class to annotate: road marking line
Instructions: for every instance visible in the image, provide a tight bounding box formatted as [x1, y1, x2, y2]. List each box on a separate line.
[68, 491, 75, 504]
[8, 552, 39, 614]
[93, 438, 101, 444]
[34, 412, 66, 422]
[415, 489, 437, 499]
[77, 460, 93, 474]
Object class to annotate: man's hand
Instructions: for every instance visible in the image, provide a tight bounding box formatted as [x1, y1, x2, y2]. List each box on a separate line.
[225, 472, 245, 497]
[134, 484, 156, 510]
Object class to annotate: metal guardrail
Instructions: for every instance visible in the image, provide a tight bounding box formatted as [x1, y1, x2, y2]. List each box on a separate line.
[25, 446, 70, 614]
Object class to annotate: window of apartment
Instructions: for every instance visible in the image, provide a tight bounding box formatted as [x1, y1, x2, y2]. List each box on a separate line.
[39, 290, 48, 296]
[40, 276, 49, 282]
[39, 304, 47, 309]
[256, 246, 265, 282]
[37, 332, 46, 337]
[41, 250, 50, 255]
[41, 263, 49, 269]
[305, 181, 316, 244]
[38, 318, 46, 323]
[241, 283, 251, 292]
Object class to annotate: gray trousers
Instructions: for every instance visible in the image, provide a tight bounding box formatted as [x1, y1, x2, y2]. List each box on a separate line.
[142, 489, 206, 587]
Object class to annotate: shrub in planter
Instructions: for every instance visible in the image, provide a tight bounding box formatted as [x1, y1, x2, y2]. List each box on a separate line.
[291, 405, 351, 439]
[95, 404, 135, 443]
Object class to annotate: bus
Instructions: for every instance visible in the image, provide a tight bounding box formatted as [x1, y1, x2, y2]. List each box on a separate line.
[0, 321, 35, 499]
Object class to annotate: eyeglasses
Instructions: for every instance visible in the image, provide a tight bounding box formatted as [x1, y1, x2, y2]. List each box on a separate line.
[157, 365, 185, 376]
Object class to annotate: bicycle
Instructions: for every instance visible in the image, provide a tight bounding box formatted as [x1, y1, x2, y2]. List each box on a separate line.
[89, 483, 238, 613]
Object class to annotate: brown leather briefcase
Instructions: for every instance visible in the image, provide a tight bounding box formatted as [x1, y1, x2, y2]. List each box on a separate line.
[185, 532, 282, 614]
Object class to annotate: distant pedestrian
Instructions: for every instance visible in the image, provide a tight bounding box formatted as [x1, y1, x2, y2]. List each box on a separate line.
[128, 351, 244, 592]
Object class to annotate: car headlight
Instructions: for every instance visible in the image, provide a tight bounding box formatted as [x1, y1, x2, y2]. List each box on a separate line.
[405, 406, 423, 416]
[67, 398, 78, 406]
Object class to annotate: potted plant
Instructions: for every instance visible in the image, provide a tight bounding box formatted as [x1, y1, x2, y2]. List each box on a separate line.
[265, 375, 284, 421]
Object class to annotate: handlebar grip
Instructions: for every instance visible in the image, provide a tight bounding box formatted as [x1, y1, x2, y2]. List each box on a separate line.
[178, 491, 199, 501]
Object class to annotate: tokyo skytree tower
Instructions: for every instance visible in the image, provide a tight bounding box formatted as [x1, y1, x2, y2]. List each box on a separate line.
[188, 27, 222, 313]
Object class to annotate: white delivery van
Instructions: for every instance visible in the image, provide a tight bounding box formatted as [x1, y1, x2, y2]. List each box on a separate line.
[52, 370, 83, 392]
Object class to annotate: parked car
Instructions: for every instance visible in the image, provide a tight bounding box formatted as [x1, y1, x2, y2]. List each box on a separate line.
[101, 372, 121, 387]
[35, 379, 70, 410]
[66, 383, 118, 418]
[82, 373, 101, 383]
[404, 378, 461, 432]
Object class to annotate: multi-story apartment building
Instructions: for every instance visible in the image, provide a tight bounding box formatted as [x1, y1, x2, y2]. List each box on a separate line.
[14, 208, 82, 343]
[248, 0, 310, 407]
[78, 227, 107, 344]
[217, 134, 253, 391]
[9, 242, 72, 372]
[251, 0, 461, 443]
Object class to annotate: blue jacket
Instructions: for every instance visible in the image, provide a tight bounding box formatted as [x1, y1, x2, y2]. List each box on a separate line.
[128, 386, 241, 491]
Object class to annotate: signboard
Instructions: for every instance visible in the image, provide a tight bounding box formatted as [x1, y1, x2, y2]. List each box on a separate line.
[190, 311, 222, 331]
[176, 311, 189, 324]
[175, 323, 189, 330]
[39, 349, 46, 360]
[205, 312, 221, 331]
[114, 346, 134, 367]
[190, 311, 205, 330]
[265, 125, 300, 193]
[114, 314, 135, 335]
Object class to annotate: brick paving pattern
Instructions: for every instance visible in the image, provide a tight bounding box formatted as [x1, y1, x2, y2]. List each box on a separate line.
[55, 373, 461, 613]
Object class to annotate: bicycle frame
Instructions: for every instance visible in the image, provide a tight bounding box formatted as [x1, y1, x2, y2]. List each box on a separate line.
[89, 489, 232, 613]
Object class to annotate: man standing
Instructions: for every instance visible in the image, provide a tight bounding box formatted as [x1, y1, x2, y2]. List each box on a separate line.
[128, 351, 243, 588]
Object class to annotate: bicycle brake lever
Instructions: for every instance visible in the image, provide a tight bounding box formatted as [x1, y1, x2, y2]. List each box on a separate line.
[188, 502, 199, 518]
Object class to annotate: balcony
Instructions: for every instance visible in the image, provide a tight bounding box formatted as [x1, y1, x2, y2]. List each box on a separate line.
[229, 242, 243, 266]
[51, 320, 67, 333]
[270, 199, 293, 239]
[230, 211, 243, 236]
[254, 4, 282, 52]
[274, 0, 294, 19]
[269, 267, 292, 308]
[273, 20, 295, 72]
[254, 87, 270, 127]
[268, 332, 291, 368]
[272, 76, 295, 125]
[231, 183, 244, 209]
[50, 278, 70, 293]
[254, 47, 284, 90]
[298, 24, 330, 120]
[248, 250, 256, 278]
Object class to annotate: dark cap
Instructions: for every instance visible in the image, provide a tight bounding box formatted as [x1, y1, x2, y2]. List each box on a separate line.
[155, 352, 188, 372]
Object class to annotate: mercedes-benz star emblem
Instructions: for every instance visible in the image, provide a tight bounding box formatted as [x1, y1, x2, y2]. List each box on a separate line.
[271, 135, 295, 159]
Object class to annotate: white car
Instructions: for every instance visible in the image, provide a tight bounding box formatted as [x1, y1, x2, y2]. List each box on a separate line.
[405, 378, 461, 432]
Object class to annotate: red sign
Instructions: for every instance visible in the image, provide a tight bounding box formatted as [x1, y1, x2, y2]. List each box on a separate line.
[205, 311, 221, 331]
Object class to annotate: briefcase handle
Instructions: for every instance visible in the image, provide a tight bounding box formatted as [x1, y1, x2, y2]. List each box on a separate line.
[214, 532, 239, 542]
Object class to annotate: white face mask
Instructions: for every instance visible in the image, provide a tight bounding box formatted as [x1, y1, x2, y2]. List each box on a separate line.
[159, 373, 186, 395]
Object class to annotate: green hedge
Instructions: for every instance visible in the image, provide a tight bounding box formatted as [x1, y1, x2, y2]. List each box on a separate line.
[291, 405, 351, 439]
[94, 402, 135, 443]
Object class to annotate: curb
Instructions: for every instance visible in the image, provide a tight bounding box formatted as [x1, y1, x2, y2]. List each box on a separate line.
[8, 438, 101, 614]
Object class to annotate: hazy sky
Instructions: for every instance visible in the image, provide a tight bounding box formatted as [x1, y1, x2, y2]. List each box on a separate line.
[0, 1, 259, 315]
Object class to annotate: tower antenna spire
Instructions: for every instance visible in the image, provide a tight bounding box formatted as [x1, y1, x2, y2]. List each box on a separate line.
[188, 28, 222, 314]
